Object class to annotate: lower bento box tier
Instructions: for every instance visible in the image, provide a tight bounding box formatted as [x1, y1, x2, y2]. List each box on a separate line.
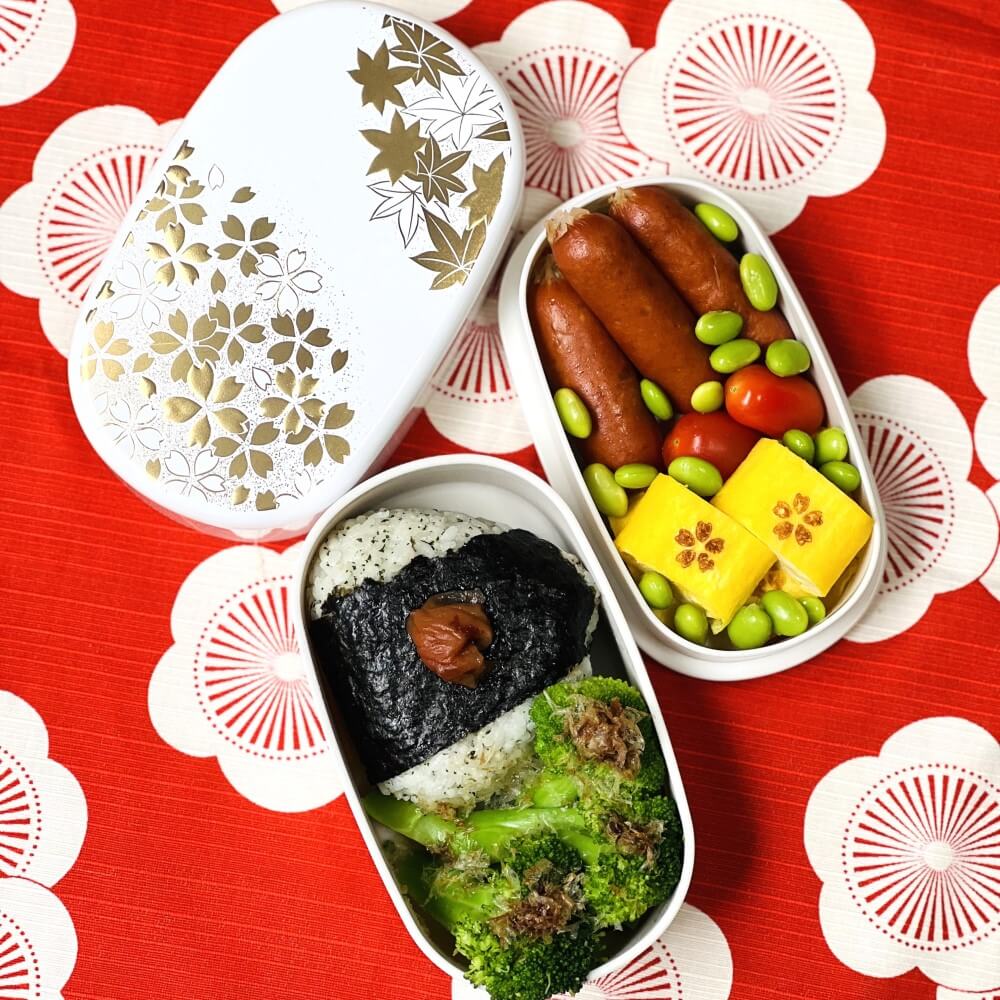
[309, 526, 597, 783]
[66, 1, 523, 540]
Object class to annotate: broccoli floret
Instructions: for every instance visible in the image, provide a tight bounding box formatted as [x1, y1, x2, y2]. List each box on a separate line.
[392, 833, 598, 1000]
[530, 677, 667, 808]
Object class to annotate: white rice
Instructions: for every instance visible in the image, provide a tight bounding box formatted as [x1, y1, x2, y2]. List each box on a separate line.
[307, 507, 599, 814]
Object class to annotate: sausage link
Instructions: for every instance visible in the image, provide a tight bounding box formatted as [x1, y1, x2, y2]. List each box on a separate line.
[529, 256, 662, 470]
[609, 186, 792, 346]
[547, 209, 713, 411]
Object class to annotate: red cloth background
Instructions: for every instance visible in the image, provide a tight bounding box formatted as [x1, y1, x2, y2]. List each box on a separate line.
[1, 1, 998, 998]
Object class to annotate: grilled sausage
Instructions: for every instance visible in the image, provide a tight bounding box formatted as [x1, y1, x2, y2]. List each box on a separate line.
[530, 256, 662, 469]
[609, 185, 792, 346]
[547, 209, 713, 411]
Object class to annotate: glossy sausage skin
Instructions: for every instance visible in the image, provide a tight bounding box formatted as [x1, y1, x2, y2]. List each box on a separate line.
[548, 210, 713, 411]
[609, 186, 792, 346]
[529, 257, 662, 469]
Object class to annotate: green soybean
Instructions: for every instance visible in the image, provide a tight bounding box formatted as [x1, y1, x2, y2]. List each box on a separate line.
[820, 460, 861, 493]
[783, 429, 816, 464]
[640, 378, 674, 421]
[710, 338, 761, 374]
[800, 597, 827, 625]
[814, 427, 848, 464]
[553, 387, 592, 439]
[727, 604, 773, 649]
[673, 603, 709, 644]
[639, 571, 674, 610]
[766, 339, 811, 377]
[691, 380, 724, 413]
[583, 463, 629, 518]
[615, 463, 658, 490]
[694, 202, 739, 243]
[695, 310, 744, 346]
[667, 456, 723, 497]
[760, 589, 809, 637]
[739, 253, 778, 311]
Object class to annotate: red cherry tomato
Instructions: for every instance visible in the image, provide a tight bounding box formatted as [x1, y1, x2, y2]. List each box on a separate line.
[724, 366, 824, 437]
[663, 412, 761, 480]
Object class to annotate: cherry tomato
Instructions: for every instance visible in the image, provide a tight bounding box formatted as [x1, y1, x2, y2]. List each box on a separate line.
[663, 411, 761, 479]
[724, 366, 824, 437]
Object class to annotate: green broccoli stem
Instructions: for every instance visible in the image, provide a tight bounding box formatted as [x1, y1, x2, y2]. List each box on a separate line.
[525, 772, 580, 808]
[364, 792, 606, 865]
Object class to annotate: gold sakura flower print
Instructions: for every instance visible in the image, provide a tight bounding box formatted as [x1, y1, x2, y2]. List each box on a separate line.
[150, 309, 227, 382]
[259, 368, 324, 434]
[461, 154, 506, 228]
[349, 41, 413, 113]
[266, 308, 332, 370]
[211, 421, 280, 480]
[412, 210, 485, 290]
[773, 493, 823, 546]
[215, 215, 278, 277]
[206, 300, 265, 365]
[362, 111, 426, 184]
[81, 321, 130, 381]
[163, 363, 248, 448]
[147, 222, 211, 286]
[287, 402, 354, 468]
[406, 136, 469, 205]
[388, 19, 462, 89]
[142, 177, 207, 231]
[675, 520, 725, 572]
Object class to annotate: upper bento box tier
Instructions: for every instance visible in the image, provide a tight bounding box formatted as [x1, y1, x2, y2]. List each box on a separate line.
[67, 1, 524, 541]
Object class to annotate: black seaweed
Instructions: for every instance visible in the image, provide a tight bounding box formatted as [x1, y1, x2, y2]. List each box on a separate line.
[310, 529, 596, 783]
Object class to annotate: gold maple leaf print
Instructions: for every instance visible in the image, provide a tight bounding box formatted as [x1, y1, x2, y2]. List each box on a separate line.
[388, 20, 462, 89]
[349, 42, 413, 113]
[406, 136, 469, 204]
[411, 209, 486, 290]
[362, 112, 426, 183]
[461, 153, 506, 228]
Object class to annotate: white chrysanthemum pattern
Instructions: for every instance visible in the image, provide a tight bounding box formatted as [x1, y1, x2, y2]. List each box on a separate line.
[805, 717, 1000, 992]
[272, 0, 472, 21]
[148, 543, 341, 812]
[0, 0, 75, 106]
[848, 376, 998, 643]
[0, 104, 179, 354]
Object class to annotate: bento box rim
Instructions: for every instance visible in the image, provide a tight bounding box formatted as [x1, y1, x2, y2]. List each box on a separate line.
[290, 453, 695, 983]
[497, 175, 888, 681]
[65, 0, 526, 538]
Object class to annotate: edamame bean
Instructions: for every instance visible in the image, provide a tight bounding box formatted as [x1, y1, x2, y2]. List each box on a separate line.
[814, 427, 848, 464]
[640, 378, 674, 421]
[691, 380, 724, 413]
[695, 310, 743, 346]
[765, 339, 811, 377]
[739, 253, 778, 311]
[553, 387, 592, 439]
[760, 589, 809, 637]
[727, 604, 773, 649]
[639, 571, 673, 610]
[694, 202, 739, 243]
[820, 460, 861, 493]
[583, 463, 629, 518]
[710, 338, 761, 374]
[615, 463, 658, 490]
[800, 597, 827, 625]
[673, 603, 708, 644]
[667, 455, 723, 497]
[782, 429, 816, 464]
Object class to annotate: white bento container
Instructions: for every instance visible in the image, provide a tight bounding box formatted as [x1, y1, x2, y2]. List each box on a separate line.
[291, 455, 695, 983]
[68, 1, 524, 542]
[498, 176, 887, 682]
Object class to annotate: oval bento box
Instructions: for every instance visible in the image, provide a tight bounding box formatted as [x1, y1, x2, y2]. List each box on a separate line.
[291, 454, 695, 984]
[498, 177, 887, 682]
[67, 1, 524, 542]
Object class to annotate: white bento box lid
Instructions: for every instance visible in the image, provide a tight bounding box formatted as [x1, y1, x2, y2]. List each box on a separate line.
[67, 0, 524, 540]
